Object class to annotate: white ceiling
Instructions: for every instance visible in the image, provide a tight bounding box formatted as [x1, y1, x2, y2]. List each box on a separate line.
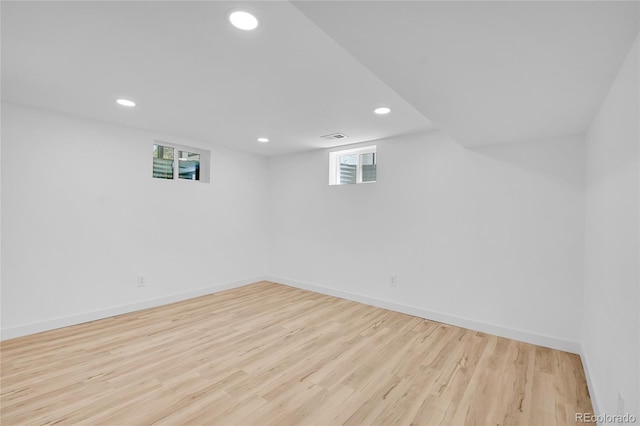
[2, 1, 638, 155]
[1, 1, 432, 156]
[294, 1, 639, 147]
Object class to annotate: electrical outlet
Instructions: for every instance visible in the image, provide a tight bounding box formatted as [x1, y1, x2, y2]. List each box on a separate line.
[136, 275, 146, 287]
[390, 274, 398, 287]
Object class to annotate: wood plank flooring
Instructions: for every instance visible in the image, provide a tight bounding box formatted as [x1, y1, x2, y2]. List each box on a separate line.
[1, 281, 593, 425]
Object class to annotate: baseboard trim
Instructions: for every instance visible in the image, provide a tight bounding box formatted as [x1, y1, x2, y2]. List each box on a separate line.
[266, 275, 581, 354]
[3, 275, 582, 355]
[1, 276, 267, 341]
[579, 347, 601, 417]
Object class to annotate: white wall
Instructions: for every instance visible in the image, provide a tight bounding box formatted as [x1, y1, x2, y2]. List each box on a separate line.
[267, 131, 585, 351]
[583, 34, 639, 419]
[1, 103, 269, 338]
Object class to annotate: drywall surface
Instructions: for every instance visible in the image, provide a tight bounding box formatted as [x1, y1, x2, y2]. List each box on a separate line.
[583, 34, 639, 419]
[268, 130, 585, 349]
[1, 103, 269, 338]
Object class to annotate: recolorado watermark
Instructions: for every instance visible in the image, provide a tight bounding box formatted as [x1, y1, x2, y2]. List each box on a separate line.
[576, 412, 637, 423]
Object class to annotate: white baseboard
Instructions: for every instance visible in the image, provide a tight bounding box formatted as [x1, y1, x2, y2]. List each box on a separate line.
[3, 274, 582, 356]
[1, 276, 267, 341]
[266, 275, 582, 354]
[579, 347, 601, 418]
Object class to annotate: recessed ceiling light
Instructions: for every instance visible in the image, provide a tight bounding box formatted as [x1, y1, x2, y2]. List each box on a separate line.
[116, 98, 136, 107]
[373, 106, 391, 115]
[257, 137, 269, 143]
[229, 11, 259, 31]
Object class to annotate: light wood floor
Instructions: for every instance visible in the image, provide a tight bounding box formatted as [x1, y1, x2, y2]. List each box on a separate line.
[1, 281, 592, 425]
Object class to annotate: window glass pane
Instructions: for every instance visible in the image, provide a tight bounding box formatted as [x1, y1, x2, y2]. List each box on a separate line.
[328, 145, 376, 186]
[339, 154, 357, 185]
[178, 151, 200, 181]
[153, 144, 174, 179]
[361, 152, 376, 182]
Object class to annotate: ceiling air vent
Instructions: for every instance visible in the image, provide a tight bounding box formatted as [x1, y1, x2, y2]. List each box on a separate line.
[321, 133, 348, 140]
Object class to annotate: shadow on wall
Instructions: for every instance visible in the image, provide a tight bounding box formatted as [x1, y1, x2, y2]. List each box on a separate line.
[467, 134, 586, 187]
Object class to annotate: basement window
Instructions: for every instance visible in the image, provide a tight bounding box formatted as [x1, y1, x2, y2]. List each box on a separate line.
[178, 150, 200, 180]
[152, 144, 174, 179]
[329, 145, 376, 185]
[152, 142, 210, 182]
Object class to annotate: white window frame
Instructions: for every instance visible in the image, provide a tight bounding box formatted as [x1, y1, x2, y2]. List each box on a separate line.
[329, 145, 376, 186]
[153, 140, 211, 183]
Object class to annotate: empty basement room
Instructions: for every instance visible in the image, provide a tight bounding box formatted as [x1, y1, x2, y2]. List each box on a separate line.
[1, 1, 638, 425]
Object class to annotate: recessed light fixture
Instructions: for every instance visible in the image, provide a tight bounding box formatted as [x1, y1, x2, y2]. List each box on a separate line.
[116, 98, 136, 107]
[229, 11, 259, 31]
[373, 106, 391, 115]
[257, 137, 269, 143]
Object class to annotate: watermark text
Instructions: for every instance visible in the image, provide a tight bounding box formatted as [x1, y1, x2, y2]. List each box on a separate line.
[576, 413, 637, 423]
